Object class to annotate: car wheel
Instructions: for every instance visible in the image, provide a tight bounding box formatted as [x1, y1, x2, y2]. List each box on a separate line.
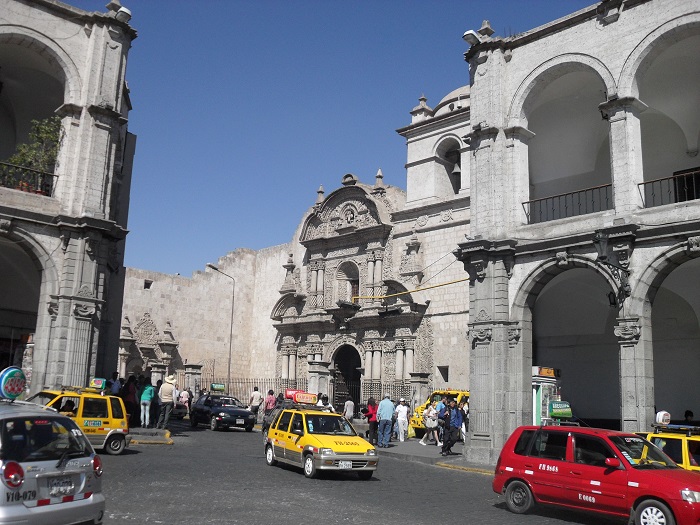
[636, 500, 676, 525]
[210, 417, 219, 431]
[190, 415, 198, 428]
[303, 454, 317, 479]
[358, 471, 373, 481]
[265, 445, 277, 466]
[504, 480, 534, 514]
[104, 435, 126, 456]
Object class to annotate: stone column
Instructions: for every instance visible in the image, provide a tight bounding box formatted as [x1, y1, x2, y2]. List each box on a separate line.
[150, 363, 167, 385]
[364, 349, 373, 380]
[504, 126, 536, 226]
[615, 317, 653, 432]
[289, 352, 297, 381]
[184, 363, 203, 392]
[372, 350, 381, 381]
[409, 372, 429, 409]
[599, 97, 647, 214]
[404, 340, 415, 379]
[395, 343, 404, 382]
[455, 238, 522, 465]
[281, 350, 289, 381]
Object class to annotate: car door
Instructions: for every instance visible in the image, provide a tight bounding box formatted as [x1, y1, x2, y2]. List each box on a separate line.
[270, 410, 293, 460]
[285, 413, 305, 466]
[522, 429, 569, 504]
[79, 396, 110, 448]
[564, 433, 628, 514]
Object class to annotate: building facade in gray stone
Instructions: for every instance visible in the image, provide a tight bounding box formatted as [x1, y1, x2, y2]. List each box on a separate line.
[0, 0, 136, 392]
[120, 0, 700, 466]
[456, 0, 700, 463]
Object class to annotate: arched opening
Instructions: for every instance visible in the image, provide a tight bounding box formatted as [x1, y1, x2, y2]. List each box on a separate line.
[525, 67, 611, 222]
[436, 138, 461, 195]
[533, 268, 620, 428]
[333, 344, 361, 415]
[652, 257, 700, 419]
[0, 236, 41, 369]
[638, 31, 700, 206]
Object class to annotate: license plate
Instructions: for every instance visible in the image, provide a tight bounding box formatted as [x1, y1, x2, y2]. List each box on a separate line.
[49, 476, 75, 497]
[236, 419, 244, 424]
[338, 460, 352, 470]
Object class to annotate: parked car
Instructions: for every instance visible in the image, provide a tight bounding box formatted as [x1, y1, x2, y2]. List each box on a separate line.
[643, 423, 700, 472]
[493, 424, 700, 524]
[409, 389, 469, 436]
[0, 367, 105, 524]
[27, 385, 131, 455]
[264, 405, 377, 479]
[189, 393, 255, 431]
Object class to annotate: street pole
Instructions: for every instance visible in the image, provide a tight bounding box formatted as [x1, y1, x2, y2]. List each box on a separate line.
[206, 263, 235, 393]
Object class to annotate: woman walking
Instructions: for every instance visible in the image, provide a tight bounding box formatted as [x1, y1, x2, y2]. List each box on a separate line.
[419, 401, 440, 446]
[140, 378, 155, 428]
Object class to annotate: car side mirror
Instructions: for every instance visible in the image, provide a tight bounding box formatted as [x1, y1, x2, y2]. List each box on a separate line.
[605, 457, 621, 468]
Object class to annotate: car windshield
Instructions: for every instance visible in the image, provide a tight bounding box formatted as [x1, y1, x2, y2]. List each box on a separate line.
[212, 397, 242, 408]
[0, 416, 92, 462]
[26, 393, 58, 407]
[305, 415, 356, 436]
[609, 435, 680, 469]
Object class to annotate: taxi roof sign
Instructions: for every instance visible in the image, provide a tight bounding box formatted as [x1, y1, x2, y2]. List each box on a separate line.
[285, 389, 317, 405]
[90, 377, 107, 390]
[0, 367, 26, 400]
[210, 383, 226, 392]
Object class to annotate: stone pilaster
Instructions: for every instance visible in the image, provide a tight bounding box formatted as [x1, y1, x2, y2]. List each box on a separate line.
[615, 317, 654, 431]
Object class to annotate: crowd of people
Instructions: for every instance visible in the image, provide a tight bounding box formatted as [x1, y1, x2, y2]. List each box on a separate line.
[361, 394, 469, 456]
[106, 372, 194, 431]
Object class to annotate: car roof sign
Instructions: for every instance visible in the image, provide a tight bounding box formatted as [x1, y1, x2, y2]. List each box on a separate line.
[0, 367, 26, 400]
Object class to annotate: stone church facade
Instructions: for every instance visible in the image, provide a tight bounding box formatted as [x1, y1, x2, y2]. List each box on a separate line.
[1, 0, 136, 392]
[122, 0, 700, 466]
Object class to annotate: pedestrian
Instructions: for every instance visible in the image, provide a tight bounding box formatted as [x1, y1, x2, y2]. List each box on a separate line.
[249, 386, 263, 422]
[140, 377, 155, 428]
[179, 387, 190, 412]
[394, 398, 410, 442]
[151, 379, 162, 426]
[318, 394, 335, 412]
[156, 375, 176, 430]
[363, 397, 378, 445]
[109, 371, 121, 395]
[343, 396, 355, 422]
[419, 400, 439, 446]
[458, 400, 468, 442]
[264, 389, 276, 416]
[685, 410, 694, 424]
[376, 393, 395, 448]
[440, 398, 463, 456]
[121, 375, 139, 427]
[275, 392, 285, 408]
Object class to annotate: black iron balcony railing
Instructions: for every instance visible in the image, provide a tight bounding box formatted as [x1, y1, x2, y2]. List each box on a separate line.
[523, 183, 613, 224]
[0, 161, 56, 197]
[638, 167, 700, 208]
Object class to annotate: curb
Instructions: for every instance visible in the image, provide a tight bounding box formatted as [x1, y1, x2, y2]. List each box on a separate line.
[435, 461, 493, 475]
[130, 429, 173, 446]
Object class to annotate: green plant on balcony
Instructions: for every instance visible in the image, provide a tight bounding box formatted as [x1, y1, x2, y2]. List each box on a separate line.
[2, 115, 63, 193]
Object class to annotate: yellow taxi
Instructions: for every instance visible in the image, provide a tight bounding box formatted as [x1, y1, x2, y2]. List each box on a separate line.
[27, 381, 131, 455]
[642, 411, 700, 472]
[409, 388, 469, 435]
[264, 391, 378, 479]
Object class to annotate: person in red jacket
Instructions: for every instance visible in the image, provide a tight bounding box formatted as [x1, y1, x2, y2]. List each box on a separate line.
[363, 397, 378, 445]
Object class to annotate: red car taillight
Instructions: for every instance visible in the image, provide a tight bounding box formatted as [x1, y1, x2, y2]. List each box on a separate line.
[92, 455, 103, 477]
[2, 461, 24, 489]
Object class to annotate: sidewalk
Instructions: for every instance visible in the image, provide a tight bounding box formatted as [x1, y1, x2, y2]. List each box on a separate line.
[374, 437, 494, 475]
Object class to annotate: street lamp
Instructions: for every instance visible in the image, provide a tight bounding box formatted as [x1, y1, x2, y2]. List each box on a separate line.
[206, 263, 235, 392]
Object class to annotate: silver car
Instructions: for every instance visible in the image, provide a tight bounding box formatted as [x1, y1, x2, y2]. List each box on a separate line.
[0, 401, 104, 524]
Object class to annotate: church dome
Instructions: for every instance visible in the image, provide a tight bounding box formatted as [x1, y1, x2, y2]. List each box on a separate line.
[432, 85, 470, 117]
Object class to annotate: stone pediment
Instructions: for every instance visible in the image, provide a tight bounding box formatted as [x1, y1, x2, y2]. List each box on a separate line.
[300, 185, 392, 247]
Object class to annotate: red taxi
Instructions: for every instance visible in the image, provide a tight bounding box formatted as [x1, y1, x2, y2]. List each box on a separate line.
[493, 425, 700, 525]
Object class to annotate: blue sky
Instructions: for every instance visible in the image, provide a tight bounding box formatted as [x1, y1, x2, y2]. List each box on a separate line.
[67, 0, 594, 276]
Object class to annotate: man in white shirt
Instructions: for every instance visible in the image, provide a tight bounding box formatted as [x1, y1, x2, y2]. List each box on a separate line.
[249, 386, 263, 422]
[394, 398, 410, 442]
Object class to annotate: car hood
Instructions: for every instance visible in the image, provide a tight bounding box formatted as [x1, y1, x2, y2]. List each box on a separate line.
[309, 434, 374, 453]
[630, 466, 700, 487]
